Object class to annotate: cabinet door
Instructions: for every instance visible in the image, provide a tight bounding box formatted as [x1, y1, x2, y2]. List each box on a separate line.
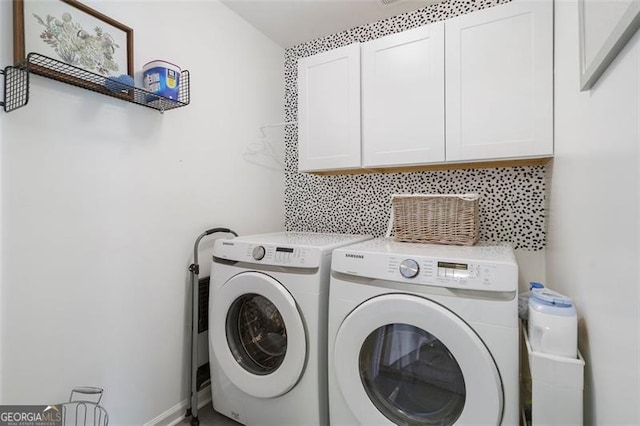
[297, 44, 361, 172]
[362, 23, 445, 167]
[445, 0, 553, 162]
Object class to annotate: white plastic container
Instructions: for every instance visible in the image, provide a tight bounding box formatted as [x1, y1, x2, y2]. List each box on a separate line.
[528, 288, 577, 358]
[524, 328, 584, 425]
[143, 60, 181, 100]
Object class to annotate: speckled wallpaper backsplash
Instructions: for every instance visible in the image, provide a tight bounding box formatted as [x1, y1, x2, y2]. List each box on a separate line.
[282, 0, 546, 251]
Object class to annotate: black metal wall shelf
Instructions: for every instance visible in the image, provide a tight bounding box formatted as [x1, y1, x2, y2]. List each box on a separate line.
[1, 53, 190, 113]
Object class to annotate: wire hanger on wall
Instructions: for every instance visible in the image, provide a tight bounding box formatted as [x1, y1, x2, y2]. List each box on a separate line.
[244, 121, 296, 170]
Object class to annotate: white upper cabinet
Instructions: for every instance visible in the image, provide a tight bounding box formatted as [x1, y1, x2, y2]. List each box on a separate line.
[297, 43, 362, 172]
[296, 0, 553, 172]
[445, 0, 553, 162]
[361, 23, 445, 167]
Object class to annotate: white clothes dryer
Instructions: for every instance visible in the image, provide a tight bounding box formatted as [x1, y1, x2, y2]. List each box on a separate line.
[208, 232, 372, 426]
[328, 238, 520, 425]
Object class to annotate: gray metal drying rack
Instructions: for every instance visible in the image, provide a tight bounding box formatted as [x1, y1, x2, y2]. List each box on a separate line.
[186, 227, 238, 426]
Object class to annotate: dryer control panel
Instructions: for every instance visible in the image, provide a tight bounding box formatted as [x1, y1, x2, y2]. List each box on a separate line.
[213, 240, 322, 268]
[332, 239, 518, 292]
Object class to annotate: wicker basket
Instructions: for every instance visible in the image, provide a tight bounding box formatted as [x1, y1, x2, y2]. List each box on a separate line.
[387, 194, 480, 246]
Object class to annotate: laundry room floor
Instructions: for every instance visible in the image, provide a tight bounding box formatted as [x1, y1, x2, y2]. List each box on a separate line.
[178, 403, 241, 426]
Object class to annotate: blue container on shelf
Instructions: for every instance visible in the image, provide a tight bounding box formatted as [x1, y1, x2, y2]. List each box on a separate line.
[143, 60, 181, 101]
[104, 74, 134, 93]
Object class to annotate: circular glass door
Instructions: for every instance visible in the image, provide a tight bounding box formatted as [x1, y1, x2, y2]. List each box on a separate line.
[226, 293, 288, 375]
[333, 294, 503, 425]
[359, 324, 466, 425]
[211, 272, 306, 398]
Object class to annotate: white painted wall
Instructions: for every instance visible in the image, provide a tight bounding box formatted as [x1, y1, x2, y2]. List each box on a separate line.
[515, 250, 546, 292]
[549, 1, 639, 424]
[0, 0, 7, 406]
[0, 1, 285, 424]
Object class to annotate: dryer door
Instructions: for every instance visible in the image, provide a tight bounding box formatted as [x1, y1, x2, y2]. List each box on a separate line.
[211, 271, 306, 398]
[333, 294, 503, 425]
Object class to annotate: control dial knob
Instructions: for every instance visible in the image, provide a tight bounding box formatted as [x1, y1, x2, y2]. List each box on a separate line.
[252, 246, 266, 261]
[399, 259, 420, 278]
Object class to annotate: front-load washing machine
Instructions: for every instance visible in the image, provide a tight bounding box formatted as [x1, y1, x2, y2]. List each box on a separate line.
[208, 231, 372, 425]
[328, 238, 519, 425]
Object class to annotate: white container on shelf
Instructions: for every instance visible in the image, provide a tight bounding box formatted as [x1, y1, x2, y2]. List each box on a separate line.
[143, 60, 181, 100]
[528, 288, 578, 358]
[524, 329, 584, 425]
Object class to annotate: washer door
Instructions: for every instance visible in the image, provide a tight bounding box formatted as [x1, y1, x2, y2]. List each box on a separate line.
[334, 294, 503, 425]
[211, 271, 306, 398]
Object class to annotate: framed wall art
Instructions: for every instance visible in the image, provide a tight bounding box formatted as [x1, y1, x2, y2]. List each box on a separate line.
[579, 0, 640, 91]
[13, 0, 133, 82]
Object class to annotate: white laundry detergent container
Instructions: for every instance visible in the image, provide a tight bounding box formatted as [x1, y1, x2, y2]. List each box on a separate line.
[143, 60, 180, 100]
[528, 288, 578, 358]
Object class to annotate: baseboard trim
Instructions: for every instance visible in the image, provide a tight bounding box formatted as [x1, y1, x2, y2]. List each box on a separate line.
[144, 387, 211, 426]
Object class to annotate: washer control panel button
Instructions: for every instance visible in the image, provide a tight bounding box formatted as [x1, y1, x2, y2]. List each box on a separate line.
[252, 245, 266, 261]
[399, 259, 420, 278]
